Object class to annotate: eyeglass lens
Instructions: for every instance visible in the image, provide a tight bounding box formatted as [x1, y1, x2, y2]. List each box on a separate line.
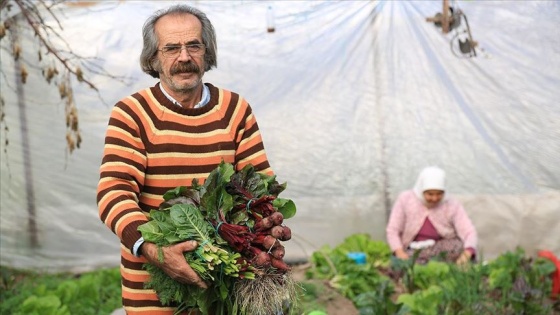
[161, 44, 204, 57]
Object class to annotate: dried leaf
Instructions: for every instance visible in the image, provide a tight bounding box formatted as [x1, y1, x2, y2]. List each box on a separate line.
[71, 116, 78, 131]
[76, 67, 83, 82]
[76, 132, 82, 149]
[20, 65, 28, 84]
[58, 83, 67, 99]
[13, 44, 21, 61]
[66, 132, 75, 153]
[46, 67, 58, 83]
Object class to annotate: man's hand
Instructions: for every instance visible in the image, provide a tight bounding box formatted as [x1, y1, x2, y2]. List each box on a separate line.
[394, 248, 410, 260]
[140, 240, 208, 289]
[456, 250, 472, 265]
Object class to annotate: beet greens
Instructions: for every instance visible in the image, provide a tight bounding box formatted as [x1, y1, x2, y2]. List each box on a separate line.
[137, 162, 297, 315]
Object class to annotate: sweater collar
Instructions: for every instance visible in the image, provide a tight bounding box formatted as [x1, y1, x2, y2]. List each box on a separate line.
[159, 83, 210, 109]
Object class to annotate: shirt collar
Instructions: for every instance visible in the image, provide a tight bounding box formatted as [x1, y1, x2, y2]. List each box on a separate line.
[159, 83, 210, 109]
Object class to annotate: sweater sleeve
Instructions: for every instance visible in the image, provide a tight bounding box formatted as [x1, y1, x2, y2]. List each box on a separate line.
[451, 201, 478, 252]
[386, 193, 406, 252]
[96, 100, 149, 252]
[233, 102, 272, 175]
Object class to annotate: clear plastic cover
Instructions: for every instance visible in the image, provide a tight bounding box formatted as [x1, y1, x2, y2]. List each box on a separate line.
[1, 1, 559, 272]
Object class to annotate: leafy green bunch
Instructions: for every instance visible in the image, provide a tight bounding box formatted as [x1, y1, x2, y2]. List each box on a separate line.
[137, 162, 297, 315]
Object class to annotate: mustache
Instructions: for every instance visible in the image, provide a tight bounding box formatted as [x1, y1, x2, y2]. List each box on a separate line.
[170, 62, 200, 75]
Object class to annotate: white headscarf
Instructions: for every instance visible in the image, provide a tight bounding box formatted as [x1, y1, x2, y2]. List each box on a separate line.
[413, 166, 446, 202]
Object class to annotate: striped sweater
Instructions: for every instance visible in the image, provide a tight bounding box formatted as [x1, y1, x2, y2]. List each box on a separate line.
[96, 83, 272, 314]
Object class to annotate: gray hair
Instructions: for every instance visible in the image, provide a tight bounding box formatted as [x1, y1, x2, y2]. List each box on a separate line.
[140, 4, 218, 78]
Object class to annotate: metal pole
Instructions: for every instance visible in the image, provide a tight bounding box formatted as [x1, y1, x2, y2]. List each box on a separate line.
[11, 16, 39, 248]
[442, 0, 450, 34]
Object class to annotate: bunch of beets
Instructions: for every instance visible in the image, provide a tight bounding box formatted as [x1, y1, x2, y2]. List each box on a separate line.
[216, 191, 292, 273]
[139, 162, 297, 315]
[155, 161, 297, 275]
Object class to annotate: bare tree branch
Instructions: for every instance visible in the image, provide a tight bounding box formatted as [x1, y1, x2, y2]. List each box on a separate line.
[1, 0, 133, 155]
[13, 0, 97, 90]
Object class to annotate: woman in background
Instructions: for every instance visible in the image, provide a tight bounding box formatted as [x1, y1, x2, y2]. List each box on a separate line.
[386, 166, 478, 264]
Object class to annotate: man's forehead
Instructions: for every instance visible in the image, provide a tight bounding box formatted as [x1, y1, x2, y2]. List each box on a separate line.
[155, 13, 202, 42]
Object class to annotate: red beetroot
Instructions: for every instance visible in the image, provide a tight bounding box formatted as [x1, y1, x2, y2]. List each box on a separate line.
[271, 245, 285, 260]
[248, 246, 271, 267]
[252, 251, 272, 267]
[270, 225, 284, 239]
[279, 225, 292, 241]
[253, 216, 273, 232]
[270, 257, 290, 272]
[269, 211, 284, 225]
[252, 233, 278, 250]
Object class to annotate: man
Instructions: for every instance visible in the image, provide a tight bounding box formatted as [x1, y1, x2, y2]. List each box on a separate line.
[97, 5, 273, 314]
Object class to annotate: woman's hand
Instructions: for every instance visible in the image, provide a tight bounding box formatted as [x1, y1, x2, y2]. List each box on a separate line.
[140, 240, 208, 289]
[456, 250, 472, 265]
[394, 248, 410, 260]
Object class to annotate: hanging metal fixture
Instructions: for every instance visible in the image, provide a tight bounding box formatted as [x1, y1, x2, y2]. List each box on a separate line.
[426, 0, 478, 58]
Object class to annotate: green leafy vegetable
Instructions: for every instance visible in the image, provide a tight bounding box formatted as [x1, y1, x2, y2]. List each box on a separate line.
[138, 162, 298, 315]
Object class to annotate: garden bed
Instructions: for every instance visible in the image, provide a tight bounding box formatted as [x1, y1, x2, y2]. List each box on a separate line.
[302, 233, 560, 315]
[2, 233, 559, 315]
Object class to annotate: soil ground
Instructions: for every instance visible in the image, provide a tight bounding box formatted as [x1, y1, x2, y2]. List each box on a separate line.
[291, 263, 359, 315]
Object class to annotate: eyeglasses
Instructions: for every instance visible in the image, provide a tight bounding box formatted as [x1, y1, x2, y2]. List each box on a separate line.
[159, 44, 205, 58]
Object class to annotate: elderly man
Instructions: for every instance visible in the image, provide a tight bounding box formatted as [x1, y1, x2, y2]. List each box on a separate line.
[97, 4, 273, 314]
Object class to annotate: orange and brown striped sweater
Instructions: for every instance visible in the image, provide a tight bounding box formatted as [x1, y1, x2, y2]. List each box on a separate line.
[96, 83, 272, 315]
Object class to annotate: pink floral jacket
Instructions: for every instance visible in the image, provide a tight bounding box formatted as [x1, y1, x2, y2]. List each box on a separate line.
[385, 190, 478, 252]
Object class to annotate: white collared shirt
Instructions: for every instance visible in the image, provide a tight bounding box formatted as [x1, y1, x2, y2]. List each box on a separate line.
[159, 83, 210, 109]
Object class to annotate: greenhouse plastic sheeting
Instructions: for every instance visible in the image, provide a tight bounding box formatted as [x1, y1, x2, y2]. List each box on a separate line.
[1, 0, 559, 272]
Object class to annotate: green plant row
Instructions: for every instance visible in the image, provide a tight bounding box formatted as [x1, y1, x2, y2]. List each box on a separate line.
[306, 233, 559, 315]
[2, 234, 558, 315]
[0, 266, 122, 315]
[0, 264, 331, 315]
